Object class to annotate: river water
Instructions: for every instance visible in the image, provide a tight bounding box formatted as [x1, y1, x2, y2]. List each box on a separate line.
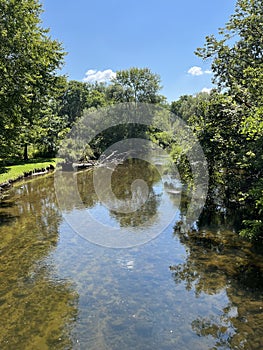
[0, 160, 262, 350]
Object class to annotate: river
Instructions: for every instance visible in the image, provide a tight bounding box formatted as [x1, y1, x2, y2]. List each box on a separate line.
[0, 159, 262, 350]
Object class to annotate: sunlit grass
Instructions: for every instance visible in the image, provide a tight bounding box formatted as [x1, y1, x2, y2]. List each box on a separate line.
[0, 158, 57, 184]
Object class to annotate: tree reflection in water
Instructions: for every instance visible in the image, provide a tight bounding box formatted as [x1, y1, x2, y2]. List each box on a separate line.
[107, 159, 161, 227]
[77, 159, 162, 227]
[0, 176, 78, 350]
[171, 210, 263, 350]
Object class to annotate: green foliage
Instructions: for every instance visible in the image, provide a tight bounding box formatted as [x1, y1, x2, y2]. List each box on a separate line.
[240, 220, 263, 241]
[58, 80, 90, 126]
[0, 0, 65, 159]
[193, 0, 263, 242]
[196, 0, 263, 97]
[85, 68, 163, 156]
[170, 92, 211, 123]
[110, 67, 162, 103]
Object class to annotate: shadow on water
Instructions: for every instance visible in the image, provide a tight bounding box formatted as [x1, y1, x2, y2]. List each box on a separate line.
[0, 176, 78, 350]
[0, 198, 18, 226]
[0, 212, 18, 226]
[172, 207, 263, 350]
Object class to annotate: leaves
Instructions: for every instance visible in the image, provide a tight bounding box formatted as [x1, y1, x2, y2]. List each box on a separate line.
[0, 0, 65, 159]
[111, 67, 162, 103]
[195, 0, 263, 242]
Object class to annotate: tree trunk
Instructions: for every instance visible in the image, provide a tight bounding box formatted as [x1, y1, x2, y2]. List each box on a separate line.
[23, 143, 28, 161]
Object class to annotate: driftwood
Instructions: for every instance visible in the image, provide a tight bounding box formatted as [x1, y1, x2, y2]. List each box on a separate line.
[98, 150, 135, 167]
[61, 150, 135, 172]
[61, 160, 96, 171]
[72, 162, 94, 170]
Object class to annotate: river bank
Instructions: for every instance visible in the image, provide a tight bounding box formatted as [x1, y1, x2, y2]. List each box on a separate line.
[0, 159, 57, 191]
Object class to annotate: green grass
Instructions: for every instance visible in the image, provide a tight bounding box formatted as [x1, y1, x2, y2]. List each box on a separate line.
[0, 158, 57, 184]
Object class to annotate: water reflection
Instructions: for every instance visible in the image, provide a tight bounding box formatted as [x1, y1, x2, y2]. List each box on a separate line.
[172, 212, 263, 350]
[55, 159, 180, 248]
[0, 163, 262, 350]
[102, 160, 161, 227]
[0, 176, 78, 350]
[62, 159, 175, 228]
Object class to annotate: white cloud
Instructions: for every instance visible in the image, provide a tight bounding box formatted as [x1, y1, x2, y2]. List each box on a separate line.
[86, 69, 96, 75]
[188, 66, 212, 76]
[201, 87, 212, 93]
[83, 69, 116, 83]
[188, 66, 203, 76]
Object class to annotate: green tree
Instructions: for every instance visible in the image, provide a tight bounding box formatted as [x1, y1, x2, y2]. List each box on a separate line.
[196, 0, 263, 242]
[0, 0, 65, 160]
[58, 80, 90, 127]
[85, 68, 163, 157]
[170, 92, 211, 123]
[57, 81, 109, 128]
[110, 67, 162, 103]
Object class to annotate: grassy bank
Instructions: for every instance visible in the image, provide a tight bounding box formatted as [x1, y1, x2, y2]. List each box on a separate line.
[0, 158, 57, 185]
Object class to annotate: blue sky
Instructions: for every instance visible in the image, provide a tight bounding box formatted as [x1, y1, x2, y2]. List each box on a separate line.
[41, 0, 236, 101]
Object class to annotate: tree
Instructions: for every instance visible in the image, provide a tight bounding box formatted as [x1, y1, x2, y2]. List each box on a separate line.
[196, 0, 263, 98]
[196, 0, 263, 242]
[170, 92, 211, 123]
[110, 67, 162, 103]
[0, 0, 65, 160]
[83, 68, 163, 157]
[58, 80, 90, 127]
[57, 80, 110, 130]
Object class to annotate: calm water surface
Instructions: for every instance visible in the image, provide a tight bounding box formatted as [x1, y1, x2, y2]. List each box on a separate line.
[0, 160, 262, 350]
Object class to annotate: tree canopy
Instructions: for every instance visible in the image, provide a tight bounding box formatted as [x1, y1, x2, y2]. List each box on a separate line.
[192, 0, 263, 242]
[0, 0, 65, 159]
[109, 67, 162, 103]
